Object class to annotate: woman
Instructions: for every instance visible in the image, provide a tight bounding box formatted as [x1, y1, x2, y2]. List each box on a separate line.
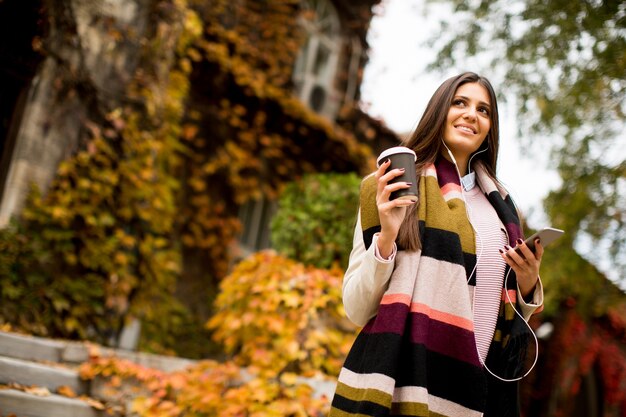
[330, 72, 544, 417]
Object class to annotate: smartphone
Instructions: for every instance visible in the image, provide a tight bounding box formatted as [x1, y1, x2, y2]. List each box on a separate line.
[517, 227, 565, 253]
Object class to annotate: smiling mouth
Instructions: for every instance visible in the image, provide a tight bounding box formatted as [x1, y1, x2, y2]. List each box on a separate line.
[455, 125, 476, 134]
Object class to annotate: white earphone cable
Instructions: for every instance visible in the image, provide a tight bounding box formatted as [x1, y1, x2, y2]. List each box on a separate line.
[482, 267, 540, 382]
[442, 141, 539, 382]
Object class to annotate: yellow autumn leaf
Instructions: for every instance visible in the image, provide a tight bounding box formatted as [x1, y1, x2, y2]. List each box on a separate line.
[280, 372, 298, 386]
[114, 252, 128, 266]
[50, 206, 66, 219]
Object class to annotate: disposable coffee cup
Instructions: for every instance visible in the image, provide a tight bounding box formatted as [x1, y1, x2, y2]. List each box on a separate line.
[376, 146, 418, 202]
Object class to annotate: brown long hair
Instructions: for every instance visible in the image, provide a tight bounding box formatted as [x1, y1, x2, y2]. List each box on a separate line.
[398, 72, 501, 251]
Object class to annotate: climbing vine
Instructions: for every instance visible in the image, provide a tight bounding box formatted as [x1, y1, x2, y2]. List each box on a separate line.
[0, 0, 374, 355]
[179, 0, 371, 278]
[167, 0, 372, 353]
[0, 0, 203, 347]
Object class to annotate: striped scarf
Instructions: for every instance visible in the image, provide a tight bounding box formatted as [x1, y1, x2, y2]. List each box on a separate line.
[330, 157, 530, 417]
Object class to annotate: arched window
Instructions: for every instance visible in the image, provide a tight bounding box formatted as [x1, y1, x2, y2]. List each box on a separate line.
[237, 198, 276, 255]
[293, 0, 342, 119]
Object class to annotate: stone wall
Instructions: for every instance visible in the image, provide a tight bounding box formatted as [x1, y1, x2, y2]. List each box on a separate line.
[0, 0, 151, 226]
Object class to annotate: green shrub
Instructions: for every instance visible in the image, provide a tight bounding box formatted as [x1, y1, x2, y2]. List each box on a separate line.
[270, 172, 361, 269]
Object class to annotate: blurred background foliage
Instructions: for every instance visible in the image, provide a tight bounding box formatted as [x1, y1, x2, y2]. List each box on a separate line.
[270, 172, 361, 270]
[0, 0, 198, 350]
[208, 250, 356, 377]
[0, 0, 370, 357]
[0, 0, 368, 412]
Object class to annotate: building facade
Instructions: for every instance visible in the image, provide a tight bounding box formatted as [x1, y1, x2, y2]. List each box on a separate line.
[0, 0, 399, 352]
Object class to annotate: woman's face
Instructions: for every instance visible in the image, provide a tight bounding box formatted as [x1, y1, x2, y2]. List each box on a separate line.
[443, 82, 491, 161]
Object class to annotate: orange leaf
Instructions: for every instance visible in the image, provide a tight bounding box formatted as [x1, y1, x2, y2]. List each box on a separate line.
[57, 385, 77, 398]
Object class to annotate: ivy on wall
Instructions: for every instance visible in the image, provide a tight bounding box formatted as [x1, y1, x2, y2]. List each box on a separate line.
[0, 1, 201, 346]
[179, 0, 372, 273]
[0, 0, 375, 356]
[165, 0, 374, 355]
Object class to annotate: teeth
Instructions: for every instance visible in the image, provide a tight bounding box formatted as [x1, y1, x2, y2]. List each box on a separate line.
[457, 126, 474, 134]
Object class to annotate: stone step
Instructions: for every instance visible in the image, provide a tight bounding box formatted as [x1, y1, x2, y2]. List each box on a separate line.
[0, 331, 64, 363]
[0, 330, 195, 372]
[0, 389, 107, 417]
[61, 341, 91, 364]
[98, 347, 195, 372]
[0, 356, 86, 395]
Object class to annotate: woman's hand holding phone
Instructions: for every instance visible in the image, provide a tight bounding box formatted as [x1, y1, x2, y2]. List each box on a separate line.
[501, 236, 543, 298]
[501, 227, 564, 298]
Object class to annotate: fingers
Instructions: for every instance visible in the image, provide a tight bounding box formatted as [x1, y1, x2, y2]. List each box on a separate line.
[534, 239, 544, 259]
[376, 159, 407, 187]
[375, 158, 391, 179]
[380, 168, 406, 185]
[500, 244, 526, 267]
[378, 198, 416, 215]
[501, 238, 543, 297]
[375, 159, 417, 239]
[378, 188, 416, 217]
[379, 181, 412, 202]
[376, 159, 411, 201]
[513, 238, 542, 262]
[500, 237, 542, 276]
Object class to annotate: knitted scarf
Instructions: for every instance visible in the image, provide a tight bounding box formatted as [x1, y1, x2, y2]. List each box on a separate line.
[330, 157, 531, 417]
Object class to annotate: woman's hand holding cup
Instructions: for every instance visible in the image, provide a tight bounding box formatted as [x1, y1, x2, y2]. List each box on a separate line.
[375, 147, 418, 258]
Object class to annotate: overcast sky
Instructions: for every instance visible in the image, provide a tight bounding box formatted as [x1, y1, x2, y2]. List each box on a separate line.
[360, 0, 561, 225]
